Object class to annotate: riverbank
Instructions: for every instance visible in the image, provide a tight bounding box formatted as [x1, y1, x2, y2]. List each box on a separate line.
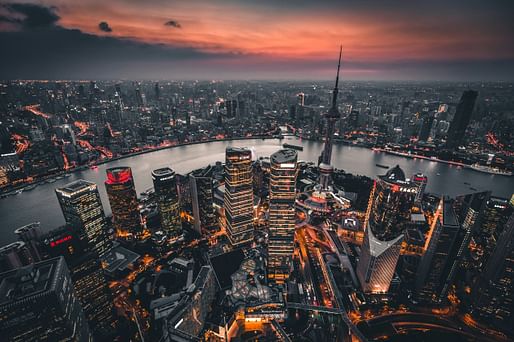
[0, 135, 278, 196]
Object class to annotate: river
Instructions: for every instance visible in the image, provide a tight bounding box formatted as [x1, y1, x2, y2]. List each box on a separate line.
[0, 137, 512, 245]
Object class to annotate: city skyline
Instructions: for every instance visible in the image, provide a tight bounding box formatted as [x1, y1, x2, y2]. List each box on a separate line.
[1, 1, 514, 80]
[0, 3, 513, 340]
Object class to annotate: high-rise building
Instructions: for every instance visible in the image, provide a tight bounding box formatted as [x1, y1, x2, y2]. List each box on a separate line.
[416, 198, 461, 303]
[368, 165, 417, 240]
[56, 179, 111, 257]
[0, 257, 91, 341]
[356, 227, 404, 293]
[445, 90, 478, 149]
[190, 167, 216, 235]
[412, 173, 428, 203]
[224, 147, 254, 246]
[152, 167, 181, 237]
[319, 46, 342, 189]
[472, 210, 514, 336]
[438, 191, 489, 298]
[267, 149, 298, 283]
[39, 225, 115, 338]
[357, 165, 416, 293]
[418, 113, 434, 141]
[105, 167, 142, 237]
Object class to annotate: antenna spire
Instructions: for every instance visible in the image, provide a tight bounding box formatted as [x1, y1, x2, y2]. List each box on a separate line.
[331, 45, 342, 109]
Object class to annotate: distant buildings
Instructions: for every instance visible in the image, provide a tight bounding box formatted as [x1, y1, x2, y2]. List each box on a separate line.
[445, 90, 478, 149]
[105, 167, 142, 237]
[0, 257, 91, 341]
[152, 167, 181, 237]
[267, 149, 298, 283]
[223, 147, 254, 246]
[55, 179, 112, 257]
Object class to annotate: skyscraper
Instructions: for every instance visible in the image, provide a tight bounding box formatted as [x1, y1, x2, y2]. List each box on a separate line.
[105, 167, 142, 237]
[357, 165, 416, 293]
[55, 179, 111, 257]
[412, 173, 428, 203]
[0, 257, 91, 341]
[39, 225, 115, 338]
[267, 149, 298, 283]
[356, 227, 404, 294]
[445, 90, 478, 149]
[416, 198, 461, 303]
[152, 167, 181, 237]
[190, 167, 216, 235]
[472, 210, 514, 336]
[368, 165, 417, 240]
[319, 46, 342, 189]
[224, 147, 254, 246]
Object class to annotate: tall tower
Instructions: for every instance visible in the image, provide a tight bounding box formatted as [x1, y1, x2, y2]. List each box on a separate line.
[267, 149, 298, 283]
[105, 167, 142, 238]
[55, 179, 112, 258]
[445, 90, 478, 149]
[224, 147, 254, 246]
[357, 165, 417, 293]
[415, 198, 461, 303]
[152, 167, 181, 237]
[319, 46, 342, 189]
[190, 168, 216, 235]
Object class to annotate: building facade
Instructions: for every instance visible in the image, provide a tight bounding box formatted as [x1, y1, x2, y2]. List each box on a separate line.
[55, 179, 111, 257]
[224, 147, 254, 246]
[267, 149, 298, 283]
[105, 167, 142, 237]
[0, 257, 91, 341]
[152, 167, 181, 237]
[190, 168, 216, 234]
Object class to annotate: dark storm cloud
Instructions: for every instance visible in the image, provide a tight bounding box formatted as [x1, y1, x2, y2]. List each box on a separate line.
[98, 21, 112, 32]
[164, 20, 181, 28]
[0, 3, 60, 29]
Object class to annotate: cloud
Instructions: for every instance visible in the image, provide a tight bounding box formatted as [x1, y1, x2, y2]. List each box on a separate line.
[164, 20, 181, 28]
[0, 3, 60, 29]
[98, 21, 112, 32]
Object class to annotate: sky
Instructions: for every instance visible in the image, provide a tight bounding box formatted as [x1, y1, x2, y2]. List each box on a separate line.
[1, 0, 514, 80]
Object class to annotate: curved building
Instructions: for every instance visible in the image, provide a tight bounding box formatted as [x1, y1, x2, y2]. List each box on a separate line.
[224, 147, 254, 246]
[105, 167, 142, 237]
[152, 167, 181, 237]
[267, 149, 298, 283]
[368, 165, 417, 241]
[357, 165, 417, 293]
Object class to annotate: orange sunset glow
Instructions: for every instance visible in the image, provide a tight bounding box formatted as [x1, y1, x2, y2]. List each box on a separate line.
[1, 0, 514, 79]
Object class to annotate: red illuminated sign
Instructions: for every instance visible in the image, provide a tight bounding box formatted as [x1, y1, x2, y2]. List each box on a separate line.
[106, 168, 132, 184]
[50, 235, 72, 247]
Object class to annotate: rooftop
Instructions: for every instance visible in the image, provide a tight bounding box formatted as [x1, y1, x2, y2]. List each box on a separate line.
[56, 179, 96, 194]
[152, 167, 175, 177]
[271, 149, 298, 165]
[0, 256, 65, 307]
